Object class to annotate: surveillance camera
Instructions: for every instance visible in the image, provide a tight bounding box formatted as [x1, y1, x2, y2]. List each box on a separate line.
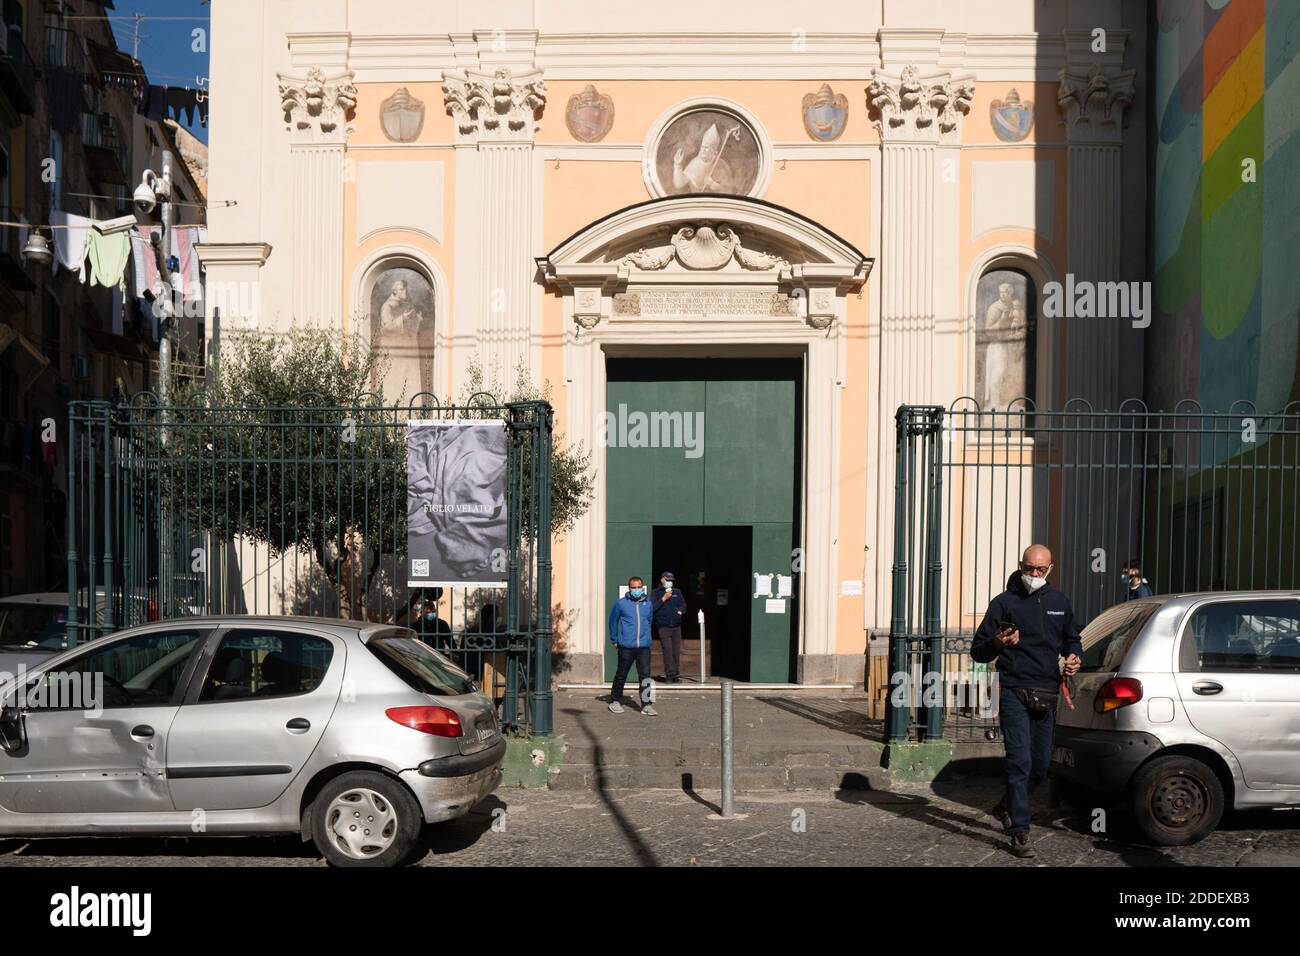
[133, 182, 157, 215]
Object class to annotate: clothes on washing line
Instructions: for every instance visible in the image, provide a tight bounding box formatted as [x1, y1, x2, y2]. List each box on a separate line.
[49, 210, 92, 280]
[87, 230, 131, 293]
[164, 86, 208, 127]
[45, 68, 85, 134]
[141, 84, 167, 122]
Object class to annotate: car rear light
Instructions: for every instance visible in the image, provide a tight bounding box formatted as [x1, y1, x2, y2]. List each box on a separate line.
[386, 705, 463, 738]
[1095, 677, 1143, 714]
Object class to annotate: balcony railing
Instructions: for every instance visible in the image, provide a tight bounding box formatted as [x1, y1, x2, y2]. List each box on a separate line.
[43, 25, 88, 73]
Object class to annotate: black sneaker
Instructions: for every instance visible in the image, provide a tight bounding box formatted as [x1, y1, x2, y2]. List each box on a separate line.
[1009, 832, 1036, 858]
[991, 802, 1013, 832]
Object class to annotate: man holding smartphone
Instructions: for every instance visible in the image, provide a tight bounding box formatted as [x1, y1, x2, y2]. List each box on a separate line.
[651, 572, 687, 683]
[971, 544, 1082, 858]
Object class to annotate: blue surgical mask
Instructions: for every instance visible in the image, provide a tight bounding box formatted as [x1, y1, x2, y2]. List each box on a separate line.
[629, 587, 645, 599]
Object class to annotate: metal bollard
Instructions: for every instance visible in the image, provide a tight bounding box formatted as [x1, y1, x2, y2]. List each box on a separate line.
[697, 609, 706, 685]
[720, 677, 734, 817]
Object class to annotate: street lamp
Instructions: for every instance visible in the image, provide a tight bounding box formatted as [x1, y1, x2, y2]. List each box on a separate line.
[20, 230, 52, 268]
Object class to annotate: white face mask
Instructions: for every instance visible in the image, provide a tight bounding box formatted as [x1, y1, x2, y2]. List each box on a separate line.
[1021, 573, 1047, 592]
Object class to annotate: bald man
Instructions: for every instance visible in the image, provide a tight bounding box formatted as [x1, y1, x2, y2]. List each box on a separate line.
[971, 544, 1082, 858]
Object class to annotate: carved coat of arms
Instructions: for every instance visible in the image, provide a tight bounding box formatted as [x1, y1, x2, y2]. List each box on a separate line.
[989, 88, 1034, 142]
[802, 83, 849, 141]
[565, 84, 615, 142]
[381, 87, 425, 142]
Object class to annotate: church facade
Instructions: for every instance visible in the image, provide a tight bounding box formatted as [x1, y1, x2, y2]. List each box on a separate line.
[201, 0, 1150, 684]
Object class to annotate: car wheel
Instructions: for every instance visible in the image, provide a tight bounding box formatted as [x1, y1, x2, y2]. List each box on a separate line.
[309, 771, 424, 867]
[1128, 755, 1224, 847]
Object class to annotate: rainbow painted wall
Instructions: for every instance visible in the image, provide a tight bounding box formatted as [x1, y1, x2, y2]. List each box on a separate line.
[1152, 0, 1300, 413]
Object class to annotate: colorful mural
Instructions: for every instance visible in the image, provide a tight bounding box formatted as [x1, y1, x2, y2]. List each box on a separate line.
[1153, 0, 1300, 414]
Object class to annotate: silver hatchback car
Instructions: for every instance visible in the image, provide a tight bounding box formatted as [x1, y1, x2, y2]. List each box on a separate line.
[1051, 590, 1300, 846]
[0, 616, 505, 866]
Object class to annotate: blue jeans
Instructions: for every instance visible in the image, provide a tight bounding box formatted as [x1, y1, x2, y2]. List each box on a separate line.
[998, 685, 1055, 834]
[612, 645, 652, 704]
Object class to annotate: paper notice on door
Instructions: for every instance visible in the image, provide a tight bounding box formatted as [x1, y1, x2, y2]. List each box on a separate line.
[765, 599, 786, 614]
[753, 573, 773, 598]
[777, 575, 793, 597]
[619, 585, 629, 599]
[841, 579, 863, 596]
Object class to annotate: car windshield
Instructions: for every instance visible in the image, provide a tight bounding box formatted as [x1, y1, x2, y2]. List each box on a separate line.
[368, 634, 475, 697]
[0, 605, 74, 651]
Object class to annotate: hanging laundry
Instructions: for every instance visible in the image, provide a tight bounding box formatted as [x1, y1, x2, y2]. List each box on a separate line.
[165, 86, 200, 126]
[44, 69, 84, 134]
[140, 84, 167, 122]
[87, 230, 131, 292]
[129, 225, 162, 297]
[41, 437, 57, 475]
[50, 210, 92, 280]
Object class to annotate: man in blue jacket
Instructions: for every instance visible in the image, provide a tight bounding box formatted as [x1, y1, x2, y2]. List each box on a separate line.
[651, 571, 688, 683]
[608, 576, 657, 716]
[971, 544, 1082, 858]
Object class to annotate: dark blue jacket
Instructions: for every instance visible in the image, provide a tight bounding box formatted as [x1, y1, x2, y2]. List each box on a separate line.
[1125, 580, 1154, 600]
[971, 573, 1083, 689]
[608, 592, 653, 648]
[651, 586, 687, 627]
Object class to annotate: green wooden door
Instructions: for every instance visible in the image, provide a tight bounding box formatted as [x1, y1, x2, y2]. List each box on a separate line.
[605, 360, 799, 682]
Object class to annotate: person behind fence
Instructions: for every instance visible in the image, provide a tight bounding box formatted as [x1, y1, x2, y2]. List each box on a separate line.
[608, 576, 658, 717]
[971, 543, 1082, 858]
[1123, 558, 1154, 600]
[652, 571, 687, 683]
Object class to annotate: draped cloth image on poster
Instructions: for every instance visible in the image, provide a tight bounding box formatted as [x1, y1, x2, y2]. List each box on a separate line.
[407, 420, 508, 587]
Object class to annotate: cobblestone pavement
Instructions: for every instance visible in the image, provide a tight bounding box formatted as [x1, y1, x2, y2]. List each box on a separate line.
[3, 778, 1299, 867]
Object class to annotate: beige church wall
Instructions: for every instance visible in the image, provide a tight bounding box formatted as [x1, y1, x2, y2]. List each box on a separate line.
[963, 82, 1063, 147]
[538, 79, 878, 148]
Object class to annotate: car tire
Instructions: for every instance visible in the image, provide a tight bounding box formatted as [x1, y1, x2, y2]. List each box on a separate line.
[309, 771, 424, 868]
[1128, 755, 1224, 847]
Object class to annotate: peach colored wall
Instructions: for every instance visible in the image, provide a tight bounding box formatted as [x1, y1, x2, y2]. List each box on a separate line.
[835, 288, 871, 654]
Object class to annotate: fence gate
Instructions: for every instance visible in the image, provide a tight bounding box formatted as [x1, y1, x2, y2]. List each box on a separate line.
[66, 395, 555, 735]
[887, 400, 1300, 743]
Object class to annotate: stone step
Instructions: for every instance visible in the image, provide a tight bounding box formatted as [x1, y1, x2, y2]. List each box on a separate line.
[560, 742, 882, 769]
[547, 764, 890, 792]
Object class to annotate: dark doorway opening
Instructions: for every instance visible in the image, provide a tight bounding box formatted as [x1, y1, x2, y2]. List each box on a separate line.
[652, 524, 752, 681]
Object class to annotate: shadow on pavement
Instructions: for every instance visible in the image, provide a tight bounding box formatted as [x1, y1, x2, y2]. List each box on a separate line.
[561, 707, 660, 867]
[757, 696, 885, 742]
[1, 834, 319, 861]
[680, 772, 721, 814]
[416, 793, 507, 862]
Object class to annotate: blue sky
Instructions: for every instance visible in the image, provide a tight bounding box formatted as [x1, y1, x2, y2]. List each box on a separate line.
[106, 0, 212, 142]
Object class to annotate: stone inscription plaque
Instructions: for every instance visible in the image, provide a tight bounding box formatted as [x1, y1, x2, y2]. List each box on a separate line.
[613, 290, 796, 317]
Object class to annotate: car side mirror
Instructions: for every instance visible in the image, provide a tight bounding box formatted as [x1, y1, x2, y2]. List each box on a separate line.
[0, 705, 27, 755]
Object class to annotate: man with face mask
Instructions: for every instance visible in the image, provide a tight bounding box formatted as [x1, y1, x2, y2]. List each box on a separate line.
[607, 576, 657, 716]
[971, 544, 1082, 857]
[651, 572, 687, 683]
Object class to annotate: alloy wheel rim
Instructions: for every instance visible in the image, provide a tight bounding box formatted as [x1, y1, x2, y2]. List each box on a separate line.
[326, 788, 399, 859]
[1151, 773, 1207, 829]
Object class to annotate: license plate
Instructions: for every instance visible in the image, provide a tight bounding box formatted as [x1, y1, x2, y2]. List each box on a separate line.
[476, 717, 497, 741]
[1052, 745, 1074, 768]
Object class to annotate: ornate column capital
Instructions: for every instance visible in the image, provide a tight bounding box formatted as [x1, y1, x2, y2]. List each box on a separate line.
[1057, 63, 1136, 145]
[442, 66, 547, 144]
[867, 65, 975, 145]
[277, 67, 357, 145]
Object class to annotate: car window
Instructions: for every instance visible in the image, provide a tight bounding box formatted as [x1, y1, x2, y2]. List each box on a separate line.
[1079, 604, 1157, 673]
[41, 630, 205, 710]
[0, 604, 74, 650]
[368, 633, 475, 697]
[198, 630, 334, 702]
[1179, 599, 1300, 672]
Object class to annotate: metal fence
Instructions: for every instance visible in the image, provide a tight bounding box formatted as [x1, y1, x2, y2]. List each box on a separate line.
[66, 393, 555, 735]
[887, 399, 1300, 742]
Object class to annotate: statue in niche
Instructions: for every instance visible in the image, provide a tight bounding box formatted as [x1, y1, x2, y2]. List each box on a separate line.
[370, 267, 435, 400]
[975, 269, 1036, 411]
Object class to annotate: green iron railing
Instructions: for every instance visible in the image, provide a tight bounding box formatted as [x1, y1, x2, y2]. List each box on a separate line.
[66, 393, 555, 735]
[888, 399, 1300, 742]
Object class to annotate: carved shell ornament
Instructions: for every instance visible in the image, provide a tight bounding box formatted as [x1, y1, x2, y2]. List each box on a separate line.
[617, 222, 790, 272]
